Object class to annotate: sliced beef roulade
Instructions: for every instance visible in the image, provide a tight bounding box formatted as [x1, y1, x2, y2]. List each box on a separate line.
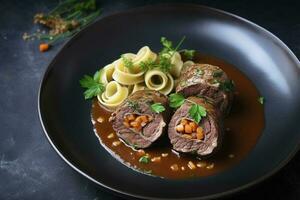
[109, 90, 169, 148]
[176, 63, 234, 115]
[168, 96, 222, 157]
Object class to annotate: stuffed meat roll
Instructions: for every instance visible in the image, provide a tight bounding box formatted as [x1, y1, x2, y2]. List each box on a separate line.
[109, 90, 169, 148]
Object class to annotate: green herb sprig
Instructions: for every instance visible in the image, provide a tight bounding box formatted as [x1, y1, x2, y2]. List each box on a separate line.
[258, 96, 265, 104]
[79, 70, 105, 99]
[169, 93, 207, 123]
[139, 155, 150, 164]
[150, 103, 165, 113]
[121, 54, 134, 71]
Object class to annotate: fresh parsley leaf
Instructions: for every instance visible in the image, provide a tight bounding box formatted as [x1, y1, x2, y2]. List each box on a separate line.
[139, 155, 150, 164]
[160, 37, 173, 52]
[220, 80, 235, 92]
[140, 59, 157, 72]
[79, 72, 105, 99]
[121, 54, 134, 70]
[151, 103, 165, 113]
[188, 104, 207, 123]
[213, 70, 223, 78]
[169, 93, 185, 108]
[158, 54, 173, 72]
[258, 96, 265, 104]
[183, 49, 195, 60]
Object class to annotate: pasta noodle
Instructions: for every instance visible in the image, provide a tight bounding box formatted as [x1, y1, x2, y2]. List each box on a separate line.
[97, 81, 129, 110]
[131, 83, 146, 94]
[145, 69, 174, 95]
[132, 46, 157, 67]
[100, 63, 115, 85]
[162, 51, 183, 78]
[112, 53, 145, 85]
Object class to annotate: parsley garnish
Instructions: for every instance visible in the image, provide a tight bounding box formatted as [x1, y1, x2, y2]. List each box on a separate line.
[220, 80, 235, 92]
[189, 104, 207, 123]
[121, 54, 134, 71]
[150, 103, 165, 113]
[196, 68, 204, 76]
[213, 70, 223, 78]
[140, 59, 157, 72]
[127, 100, 140, 111]
[139, 155, 150, 164]
[258, 96, 265, 104]
[169, 93, 185, 108]
[183, 49, 195, 60]
[169, 93, 207, 123]
[79, 70, 105, 99]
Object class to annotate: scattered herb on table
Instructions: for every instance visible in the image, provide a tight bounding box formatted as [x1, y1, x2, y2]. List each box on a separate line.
[150, 103, 165, 113]
[169, 93, 207, 123]
[258, 96, 265, 104]
[79, 70, 105, 99]
[23, 0, 101, 52]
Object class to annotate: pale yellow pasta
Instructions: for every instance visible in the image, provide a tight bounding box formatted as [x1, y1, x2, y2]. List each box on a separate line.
[112, 53, 144, 85]
[145, 69, 174, 95]
[100, 63, 115, 85]
[160, 51, 183, 78]
[132, 46, 157, 68]
[131, 83, 146, 94]
[97, 81, 129, 109]
[183, 60, 195, 68]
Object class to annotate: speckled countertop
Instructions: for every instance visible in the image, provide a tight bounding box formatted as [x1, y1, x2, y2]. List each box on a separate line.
[0, 0, 299, 199]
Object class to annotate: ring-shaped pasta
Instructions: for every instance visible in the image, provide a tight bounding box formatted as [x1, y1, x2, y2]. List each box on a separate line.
[157, 73, 174, 95]
[97, 81, 129, 109]
[132, 83, 146, 94]
[112, 57, 145, 85]
[100, 63, 115, 85]
[145, 69, 174, 95]
[132, 46, 157, 67]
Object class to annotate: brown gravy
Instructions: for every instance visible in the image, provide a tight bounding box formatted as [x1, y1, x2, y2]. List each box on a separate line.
[91, 53, 265, 179]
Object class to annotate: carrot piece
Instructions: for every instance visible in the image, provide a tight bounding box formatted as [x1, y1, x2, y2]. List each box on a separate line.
[189, 122, 197, 132]
[196, 127, 204, 140]
[181, 119, 188, 125]
[185, 124, 192, 134]
[176, 124, 184, 132]
[39, 43, 49, 52]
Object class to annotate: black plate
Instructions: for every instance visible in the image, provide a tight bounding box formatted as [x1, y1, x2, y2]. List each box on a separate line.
[38, 4, 300, 200]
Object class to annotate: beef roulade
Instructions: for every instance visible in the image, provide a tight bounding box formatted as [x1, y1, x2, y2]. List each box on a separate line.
[109, 90, 169, 148]
[176, 63, 234, 115]
[168, 96, 222, 157]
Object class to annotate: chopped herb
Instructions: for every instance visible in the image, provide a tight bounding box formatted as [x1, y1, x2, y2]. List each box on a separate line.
[183, 49, 195, 60]
[212, 79, 219, 84]
[196, 68, 204, 76]
[127, 100, 140, 111]
[169, 93, 185, 108]
[188, 104, 207, 123]
[213, 70, 223, 78]
[150, 103, 165, 113]
[220, 80, 235, 92]
[160, 37, 173, 53]
[79, 70, 105, 99]
[169, 93, 207, 123]
[139, 155, 150, 164]
[24, 0, 101, 50]
[140, 59, 157, 71]
[258, 96, 265, 104]
[121, 54, 134, 70]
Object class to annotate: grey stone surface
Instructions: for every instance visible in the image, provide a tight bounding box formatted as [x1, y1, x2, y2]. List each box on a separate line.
[0, 0, 299, 199]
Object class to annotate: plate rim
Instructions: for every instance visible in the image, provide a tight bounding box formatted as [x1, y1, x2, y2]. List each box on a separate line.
[38, 3, 300, 200]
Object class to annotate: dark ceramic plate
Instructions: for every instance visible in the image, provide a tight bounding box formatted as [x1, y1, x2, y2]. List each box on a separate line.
[38, 4, 300, 200]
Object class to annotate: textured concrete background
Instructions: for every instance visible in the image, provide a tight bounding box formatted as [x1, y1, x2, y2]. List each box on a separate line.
[0, 0, 299, 199]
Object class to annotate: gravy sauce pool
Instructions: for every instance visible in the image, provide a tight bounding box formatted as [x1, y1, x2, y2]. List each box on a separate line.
[91, 53, 265, 179]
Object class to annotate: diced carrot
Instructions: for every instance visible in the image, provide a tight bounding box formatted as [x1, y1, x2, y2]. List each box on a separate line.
[176, 124, 184, 132]
[39, 43, 49, 52]
[185, 124, 192, 134]
[189, 122, 197, 132]
[130, 121, 139, 127]
[127, 114, 135, 121]
[196, 127, 204, 140]
[181, 119, 188, 125]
